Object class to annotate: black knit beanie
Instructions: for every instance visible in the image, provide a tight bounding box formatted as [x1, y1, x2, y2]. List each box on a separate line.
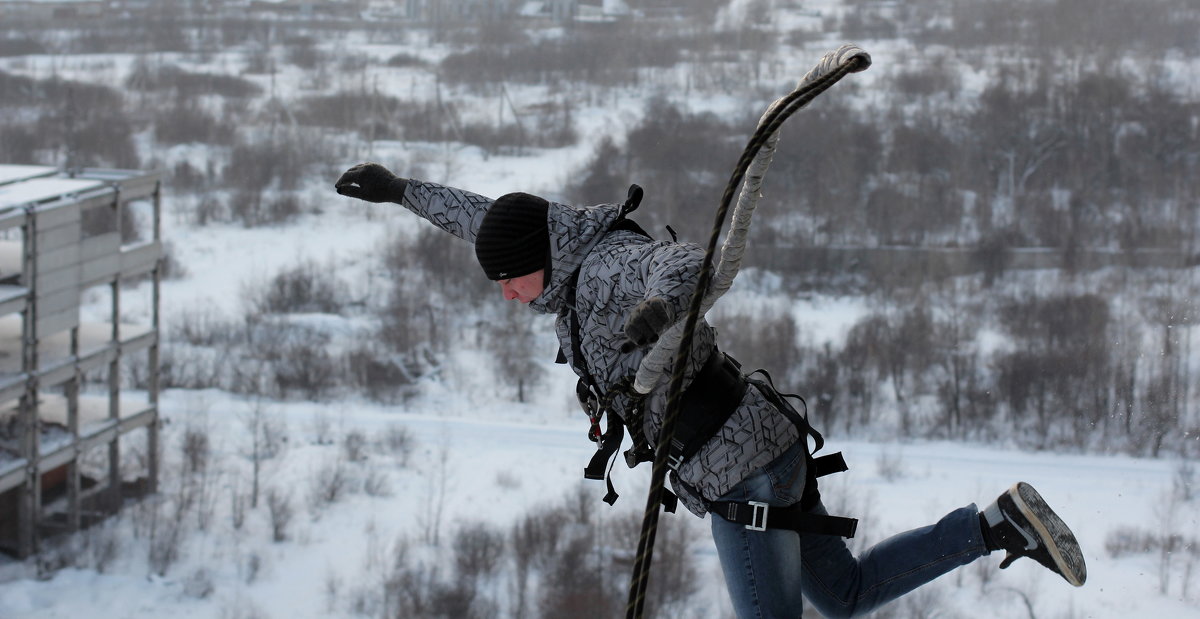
[474, 192, 550, 281]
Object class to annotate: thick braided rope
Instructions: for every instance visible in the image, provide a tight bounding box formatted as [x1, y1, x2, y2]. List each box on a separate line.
[634, 44, 871, 395]
[624, 49, 870, 619]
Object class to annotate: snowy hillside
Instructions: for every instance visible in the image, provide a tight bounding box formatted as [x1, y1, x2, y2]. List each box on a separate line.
[0, 0, 1198, 617]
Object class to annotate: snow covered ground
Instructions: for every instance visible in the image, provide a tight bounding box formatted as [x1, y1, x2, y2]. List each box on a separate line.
[0, 2, 1197, 617]
[0, 384, 1194, 618]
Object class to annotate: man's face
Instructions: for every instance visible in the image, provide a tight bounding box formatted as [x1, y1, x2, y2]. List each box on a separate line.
[499, 269, 545, 304]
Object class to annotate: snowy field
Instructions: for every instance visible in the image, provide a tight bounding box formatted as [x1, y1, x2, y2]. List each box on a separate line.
[0, 384, 1194, 618]
[0, 0, 1197, 617]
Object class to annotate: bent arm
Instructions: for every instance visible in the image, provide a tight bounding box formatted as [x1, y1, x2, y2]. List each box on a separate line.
[637, 241, 707, 320]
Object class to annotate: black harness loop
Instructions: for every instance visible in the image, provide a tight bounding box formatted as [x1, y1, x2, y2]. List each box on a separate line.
[711, 499, 859, 539]
[666, 349, 746, 470]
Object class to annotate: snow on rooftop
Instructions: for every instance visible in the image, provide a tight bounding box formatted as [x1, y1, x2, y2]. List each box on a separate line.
[0, 164, 56, 186]
[0, 177, 106, 210]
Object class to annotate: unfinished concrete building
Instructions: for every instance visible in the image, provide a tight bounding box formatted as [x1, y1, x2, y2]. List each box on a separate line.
[0, 164, 162, 558]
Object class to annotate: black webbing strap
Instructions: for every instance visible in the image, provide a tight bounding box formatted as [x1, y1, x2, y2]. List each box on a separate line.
[564, 185, 676, 510]
[713, 370, 858, 536]
[711, 500, 859, 538]
[811, 452, 849, 478]
[666, 349, 747, 470]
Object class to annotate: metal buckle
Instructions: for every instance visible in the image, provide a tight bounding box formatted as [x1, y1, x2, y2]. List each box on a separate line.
[746, 501, 769, 531]
[666, 452, 683, 470]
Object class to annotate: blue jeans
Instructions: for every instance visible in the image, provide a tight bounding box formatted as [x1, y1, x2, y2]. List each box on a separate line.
[710, 441, 989, 618]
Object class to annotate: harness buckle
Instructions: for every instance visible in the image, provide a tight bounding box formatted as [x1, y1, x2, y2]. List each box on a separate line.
[666, 452, 684, 470]
[746, 501, 770, 531]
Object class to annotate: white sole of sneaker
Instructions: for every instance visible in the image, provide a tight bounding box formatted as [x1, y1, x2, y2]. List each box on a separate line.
[1010, 482, 1087, 587]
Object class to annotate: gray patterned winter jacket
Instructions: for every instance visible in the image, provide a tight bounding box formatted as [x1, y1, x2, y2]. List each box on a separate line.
[398, 180, 800, 516]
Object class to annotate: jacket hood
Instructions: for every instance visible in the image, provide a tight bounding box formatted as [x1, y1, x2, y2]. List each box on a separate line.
[527, 200, 621, 315]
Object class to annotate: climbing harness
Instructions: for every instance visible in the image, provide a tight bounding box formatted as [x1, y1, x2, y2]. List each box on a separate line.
[624, 45, 871, 619]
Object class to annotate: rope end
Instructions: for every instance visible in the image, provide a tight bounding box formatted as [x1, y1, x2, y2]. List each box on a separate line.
[835, 44, 872, 73]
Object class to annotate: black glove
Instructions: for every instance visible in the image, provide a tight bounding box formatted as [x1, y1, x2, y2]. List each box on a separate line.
[334, 162, 408, 203]
[622, 297, 674, 351]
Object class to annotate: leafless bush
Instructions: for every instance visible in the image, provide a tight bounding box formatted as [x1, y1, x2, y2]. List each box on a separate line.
[438, 31, 684, 87]
[538, 526, 618, 619]
[325, 572, 342, 613]
[188, 195, 228, 227]
[183, 568, 216, 599]
[452, 522, 506, 583]
[877, 585, 947, 619]
[1105, 526, 1160, 557]
[267, 487, 295, 543]
[272, 332, 340, 401]
[230, 480, 247, 530]
[168, 160, 211, 192]
[876, 445, 906, 482]
[893, 64, 961, 98]
[182, 427, 210, 476]
[0, 36, 46, 57]
[250, 260, 349, 315]
[345, 346, 418, 403]
[712, 304, 801, 385]
[125, 60, 262, 98]
[146, 496, 186, 577]
[378, 423, 416, 466]
[244, 553, 263, 585]
[387, 52, 427, 67]
[153, 101, 238, 146]
[495, 470, 520, 490]
[309, 410, 336, 446]
[225, 187, 308, 228]
[171, 307, 243, 347]
[0, 124, 37, 162]
[509, 500, 569, 617]
[1175, 458, 1196, 502]
[343, 429, 368, 463]
[607, 510, 699, 619]
[383, 559, 479, 619]
[240, 397, 287, 509]
[284, 35, 322, 69]
[157, 345, 224, 390]
[309, 458, 351, 510]
[219, 597, 270, 619]
[486, 303, 545, 403]
[240, 320, 341, 400]
[223, 131, 332, 196]
[86, 522, 120, 574]
[295, 90, 406, 138]
[420, 439, 452, 546]
[363, 468, 392, 498]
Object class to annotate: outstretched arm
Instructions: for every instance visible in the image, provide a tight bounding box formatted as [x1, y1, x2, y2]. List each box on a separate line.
[335, 162, 494, 243]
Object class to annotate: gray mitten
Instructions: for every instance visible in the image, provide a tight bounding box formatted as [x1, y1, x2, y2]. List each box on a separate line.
[623, 297, 674, 349]
[334, 162, 408, 203]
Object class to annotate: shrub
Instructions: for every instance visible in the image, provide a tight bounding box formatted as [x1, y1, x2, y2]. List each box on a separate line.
[452, 522, 505, 582]
[0, 36, 46, 57]
[267, 488, 295, 542]
[125, 61, 262, 98]
[309, 458, 351, 509]
[378, 423, 416, 466]
[343, 430, 368, 463]
[251, 260, 348, 315]
[153, 102, 238, 146]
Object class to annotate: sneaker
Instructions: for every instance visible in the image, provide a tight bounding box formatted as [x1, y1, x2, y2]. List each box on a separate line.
[982, 482, 1087, 587]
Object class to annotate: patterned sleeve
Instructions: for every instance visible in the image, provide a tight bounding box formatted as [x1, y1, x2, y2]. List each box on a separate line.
[638, 241, 707, 318]
[399, 180, 494, 244]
